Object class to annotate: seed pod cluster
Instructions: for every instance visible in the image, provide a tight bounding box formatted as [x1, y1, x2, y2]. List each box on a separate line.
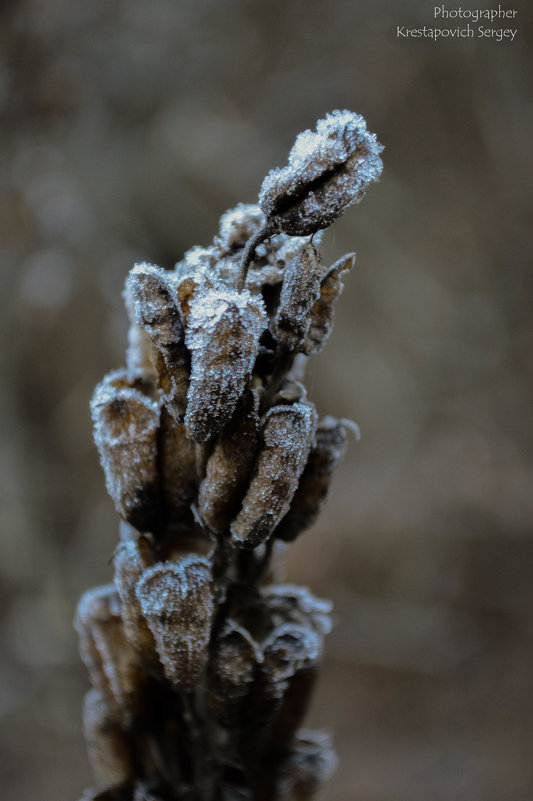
[79, 110, 382, 801]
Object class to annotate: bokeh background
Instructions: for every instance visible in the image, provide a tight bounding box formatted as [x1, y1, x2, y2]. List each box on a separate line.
[1, 1, 532, 799]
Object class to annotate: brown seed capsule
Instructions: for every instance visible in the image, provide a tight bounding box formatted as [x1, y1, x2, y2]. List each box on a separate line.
[209, 618, 262, 727]
[83, 689, 135, 790]
[243, 623, 321, 764]
[274, 730, 337, 801]
[135, 556, 215, 689]
[159, 407, 199, 523]
[230, 403, 317, 549]
[184, 285, 266, 442]
[275, 416, 350, 542]
[113, 539, 159, 672]
[259, 110, 383, 237]
[273, 244, 322, 351]
[303, 253, 355, 354]
[75, 584, 148, 723]
[198, 389, 260, 533]
[261, 624, 322, 749]
[91, 369, 162, 532]
[126, 263, 190, 421]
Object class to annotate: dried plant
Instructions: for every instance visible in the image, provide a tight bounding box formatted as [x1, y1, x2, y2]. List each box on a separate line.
[77, 110, 383, 801]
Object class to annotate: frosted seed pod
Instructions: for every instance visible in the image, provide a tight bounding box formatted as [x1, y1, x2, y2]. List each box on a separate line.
[159, 407, 199, 523]
[135, 556, 215, 689]
[209, 618, 262, 727]
[126, 263, 190, 421]
[274, 730, 337, 801]
[230, 402, 317, 549]
[243, 623, 321, 760]
[113, 539, 159, 671]
[262, 585, 333, 637]
[185, 285, 267, 442]
[273, 244, 322, 351]
[261, 622, 321, 697]
[83, 689, 134, 790]
[260, 624, 322, 752]
[91, 369, 162, 532]
[75, 584, 148, 722]
[303, 253, 355, 354]
[259, 110, 383, 236]
[275, 416, 350, 542]
[198, 390, 260, 533]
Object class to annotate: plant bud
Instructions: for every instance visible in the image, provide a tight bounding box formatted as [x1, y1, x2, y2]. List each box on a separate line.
[126, 263, 190, 421]
[275, 417, 350, 541]
[198, 390, 260, 533]
[259, 110, 383, 236]
[185, 286, 266, 442]
[91, 369, 162, 532]
[83, 689, 134, 790]
[135, 556, 215, 689]
[303, 253, 355, 354]
[231, 403, 317, 549]
[273, 245, 322, 351]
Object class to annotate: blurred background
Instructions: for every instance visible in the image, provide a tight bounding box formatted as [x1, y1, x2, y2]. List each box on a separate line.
[1, 0, 532, 799]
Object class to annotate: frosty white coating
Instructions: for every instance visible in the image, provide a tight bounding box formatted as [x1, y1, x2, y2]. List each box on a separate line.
[217, 202, 266, 251]
[184, 285, 267, 442]
[259, 109, 383, 236]
[274, 243, 323, 350]
[230, 402, 317, 548]
[91, 369, 161, 531]
[135, 556, 215, 689]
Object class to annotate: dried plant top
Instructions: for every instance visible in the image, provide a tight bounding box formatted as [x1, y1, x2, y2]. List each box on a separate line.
[80, 111, 382, 801]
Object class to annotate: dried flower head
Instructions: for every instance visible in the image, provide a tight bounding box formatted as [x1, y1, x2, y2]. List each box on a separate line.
[79, 109, 382, 801]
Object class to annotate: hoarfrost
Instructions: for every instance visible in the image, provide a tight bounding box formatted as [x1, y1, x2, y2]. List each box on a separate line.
[259, 109, 383, 236]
